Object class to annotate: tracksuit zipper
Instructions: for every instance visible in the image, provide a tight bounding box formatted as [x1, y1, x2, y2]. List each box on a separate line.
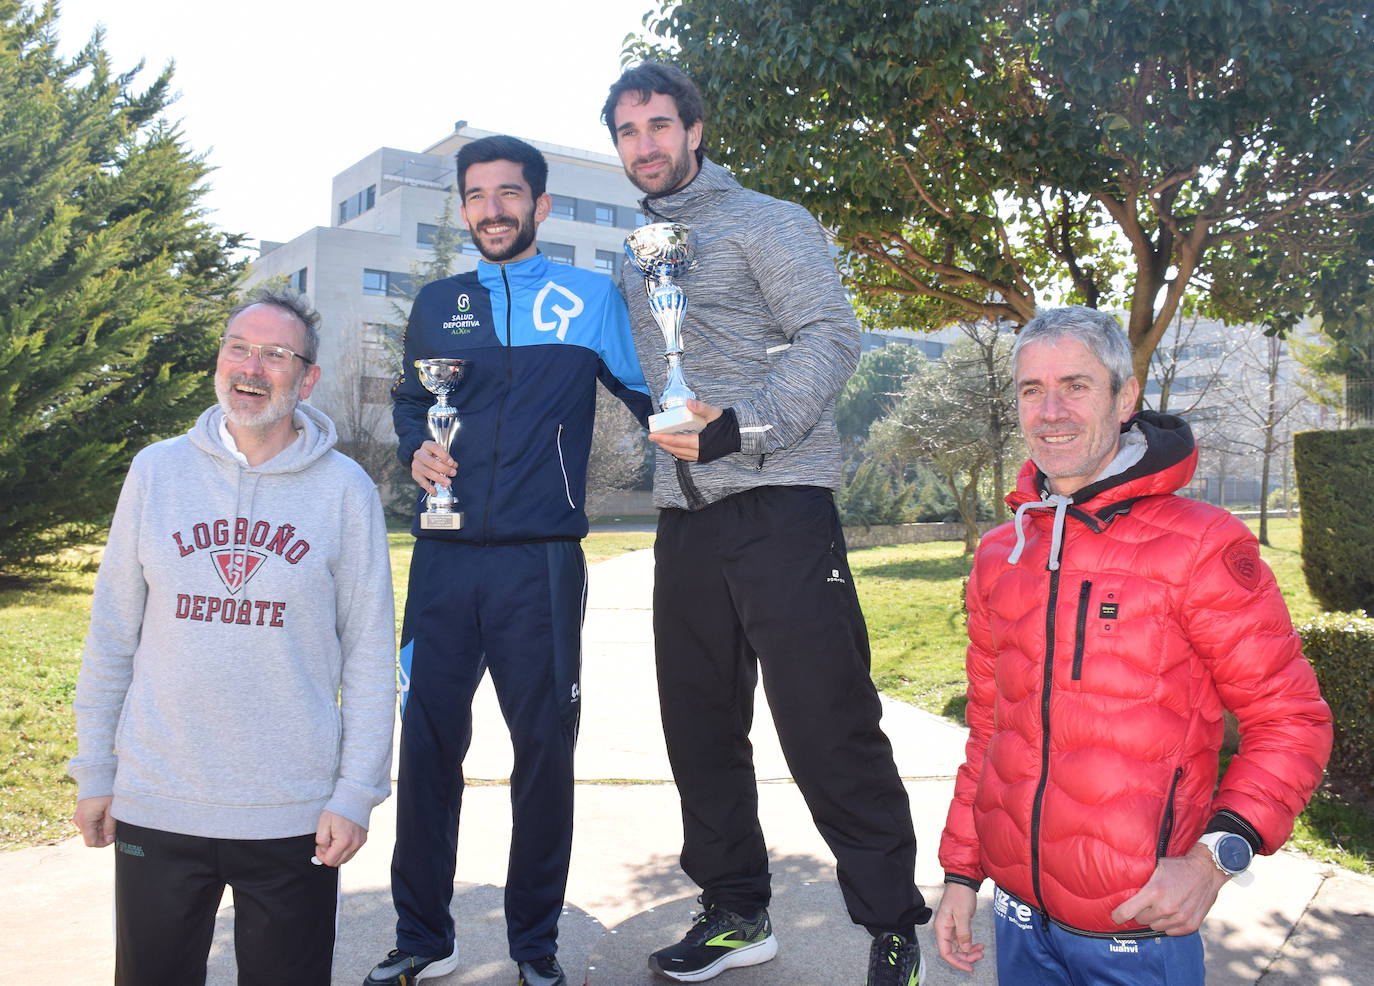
[556, 424, 575, 508]
[482, 265, 514, 538]
[1029, 564, 1060, 928]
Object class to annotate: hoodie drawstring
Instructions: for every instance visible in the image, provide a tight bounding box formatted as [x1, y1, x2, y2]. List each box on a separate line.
[1008, 493, 1074, 571]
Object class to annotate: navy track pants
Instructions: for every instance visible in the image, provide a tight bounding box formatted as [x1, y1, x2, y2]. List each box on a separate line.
[390, 538, 585, 961]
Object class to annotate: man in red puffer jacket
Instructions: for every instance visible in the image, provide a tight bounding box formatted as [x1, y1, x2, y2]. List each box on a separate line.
[932, 306, 1331, 985]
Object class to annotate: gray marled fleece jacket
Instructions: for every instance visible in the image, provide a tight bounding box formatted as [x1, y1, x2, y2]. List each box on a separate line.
[620, 157, 860, 511]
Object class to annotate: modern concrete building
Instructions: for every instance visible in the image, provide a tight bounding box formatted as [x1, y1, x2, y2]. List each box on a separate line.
[246, 124, 645, 440]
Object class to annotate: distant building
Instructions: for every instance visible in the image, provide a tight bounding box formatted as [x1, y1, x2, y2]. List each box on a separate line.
[246, 124, 645, 439]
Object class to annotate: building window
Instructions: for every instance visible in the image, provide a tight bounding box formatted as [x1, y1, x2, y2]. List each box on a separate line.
[543, 242, 575, 265]
[362, 376, 392, 405]
[417, 222, 438, 247]
[364, 270, 414, 298]
[362, 269, 387, 296]
[338, 184, 377, 224]
[457, 232, 482, 257]
[362, 322, 389, 356]
[550, 194, 577, 220]
[288, 267, 307, 293]
[594, 249, 618, 276]
[594, 203, 616, 227]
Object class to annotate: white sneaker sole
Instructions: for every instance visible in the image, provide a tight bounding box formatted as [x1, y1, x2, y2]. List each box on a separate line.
[415, 948, 460, 980]
[650, 934, 779, 983]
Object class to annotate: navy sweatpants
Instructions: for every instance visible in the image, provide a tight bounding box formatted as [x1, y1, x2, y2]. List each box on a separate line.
[653, 485, 929, 936]
[390, 539, 585, 961]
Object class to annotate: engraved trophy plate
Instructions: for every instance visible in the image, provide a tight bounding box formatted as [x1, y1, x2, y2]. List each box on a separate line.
[414, 358, 467, 530]
[624, 223, 707, 434]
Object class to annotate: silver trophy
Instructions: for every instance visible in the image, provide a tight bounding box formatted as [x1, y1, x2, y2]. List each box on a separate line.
[414, 357, 467, 530]
[624, 222, 707, 434]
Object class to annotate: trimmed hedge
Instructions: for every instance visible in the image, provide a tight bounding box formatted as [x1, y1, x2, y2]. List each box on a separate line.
[1299, 612, 1374, 780]
[1293, 428, 1374, 613]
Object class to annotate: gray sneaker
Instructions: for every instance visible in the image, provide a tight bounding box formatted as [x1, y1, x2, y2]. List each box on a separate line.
[517, 954, 567, 986]
[363, 946, 460, 984]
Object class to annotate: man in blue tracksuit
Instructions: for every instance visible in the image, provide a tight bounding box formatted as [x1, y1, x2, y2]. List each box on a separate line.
[366, 136, 652, 986]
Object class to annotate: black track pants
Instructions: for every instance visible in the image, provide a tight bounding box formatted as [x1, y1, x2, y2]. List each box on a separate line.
[112, 820, 338, 986]
[653, 485, 929, 935]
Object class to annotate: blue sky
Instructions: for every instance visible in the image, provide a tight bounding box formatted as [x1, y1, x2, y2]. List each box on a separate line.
[54, 0, 658, 249]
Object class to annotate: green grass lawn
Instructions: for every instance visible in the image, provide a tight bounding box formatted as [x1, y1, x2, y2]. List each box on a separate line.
[2, 518, 1367, 874]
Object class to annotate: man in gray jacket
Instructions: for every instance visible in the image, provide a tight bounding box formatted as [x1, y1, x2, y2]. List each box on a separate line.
[601, 62, 930, 985]
[69, 288, 397, 986]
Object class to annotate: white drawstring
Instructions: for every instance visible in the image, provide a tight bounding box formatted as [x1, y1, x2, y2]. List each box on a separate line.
[1008, 493, 1074, 571]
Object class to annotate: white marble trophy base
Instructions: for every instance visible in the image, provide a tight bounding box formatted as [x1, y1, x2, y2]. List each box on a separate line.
[649, 404, 707, 434]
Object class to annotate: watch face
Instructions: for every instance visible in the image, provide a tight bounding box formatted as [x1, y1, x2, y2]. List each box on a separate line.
[1217, 833, 1252, 873]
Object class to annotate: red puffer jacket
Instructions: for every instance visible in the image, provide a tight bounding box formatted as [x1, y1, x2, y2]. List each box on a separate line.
[938, 412, 1331, 935]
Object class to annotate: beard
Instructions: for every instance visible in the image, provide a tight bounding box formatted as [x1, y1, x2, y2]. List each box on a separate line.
[471, 203, 538, 263]
[627, 139, 696, 196]
[216, 370, 300, 430]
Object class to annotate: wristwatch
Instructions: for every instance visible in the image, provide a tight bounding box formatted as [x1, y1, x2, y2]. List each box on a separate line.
[1197, 831, 1255, 886]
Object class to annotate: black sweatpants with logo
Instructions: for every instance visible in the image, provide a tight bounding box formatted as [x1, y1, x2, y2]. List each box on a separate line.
[653, 485, 929, 937]
[112, 820, 338, 986]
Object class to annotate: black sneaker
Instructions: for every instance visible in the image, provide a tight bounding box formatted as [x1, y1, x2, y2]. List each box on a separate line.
[363, 946, 460, 984]
[648, 902, 778, 982]
[865, 932, 925, 986]
[517, 954, 567, 986]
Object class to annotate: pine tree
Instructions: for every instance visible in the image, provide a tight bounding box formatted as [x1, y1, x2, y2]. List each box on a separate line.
[0, 1, 244, 571]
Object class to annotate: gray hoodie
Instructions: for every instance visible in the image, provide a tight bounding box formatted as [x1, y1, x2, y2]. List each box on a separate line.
[68, 402, 396, 838]
[621, 157, 860, 510]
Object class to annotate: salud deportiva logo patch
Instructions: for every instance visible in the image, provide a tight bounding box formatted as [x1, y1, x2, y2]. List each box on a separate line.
[1223, 542, 1262, 590]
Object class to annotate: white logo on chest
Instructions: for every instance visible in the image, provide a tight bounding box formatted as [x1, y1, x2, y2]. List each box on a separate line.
[533, 281, 584, 340]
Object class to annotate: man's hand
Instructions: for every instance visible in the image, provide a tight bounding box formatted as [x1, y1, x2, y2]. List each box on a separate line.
[73, 796, 116, 848]
[1110, 843, 1230, 935]
[410, 440, 456, 495]
[648, 400, 722, 461]
[314, 810, 367, 867]
[933, 882, 986, 973]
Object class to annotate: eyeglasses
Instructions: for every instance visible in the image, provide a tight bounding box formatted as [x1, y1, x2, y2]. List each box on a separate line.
[219, 337, 310, 371]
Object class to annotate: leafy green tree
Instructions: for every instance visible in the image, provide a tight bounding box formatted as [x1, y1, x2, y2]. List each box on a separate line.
[834, 342, 925, 454]
[0, 1, 244, 571]
[867, 329, 1017, 551]
[835, 457, 917, 528]
[631, 0, 1374, 388]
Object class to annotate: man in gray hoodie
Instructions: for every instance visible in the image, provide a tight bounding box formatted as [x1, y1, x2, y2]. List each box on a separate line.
[69, 288, 397, 986]
[601, 63, 930, 985]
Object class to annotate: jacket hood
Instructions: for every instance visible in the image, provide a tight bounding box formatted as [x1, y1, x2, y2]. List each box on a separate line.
[1009, 409, 1197, 510]
[1005, 410, 1197, 571]
[189, 400, 338, 475]
[640, 156, 739, 222]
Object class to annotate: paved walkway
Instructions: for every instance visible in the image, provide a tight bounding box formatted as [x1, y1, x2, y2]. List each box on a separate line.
[2, 549, 1370, 984]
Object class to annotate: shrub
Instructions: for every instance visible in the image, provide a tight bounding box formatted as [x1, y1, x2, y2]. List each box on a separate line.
[1299, 612, 1374, 781]
[1293, 429, 1374, 612]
